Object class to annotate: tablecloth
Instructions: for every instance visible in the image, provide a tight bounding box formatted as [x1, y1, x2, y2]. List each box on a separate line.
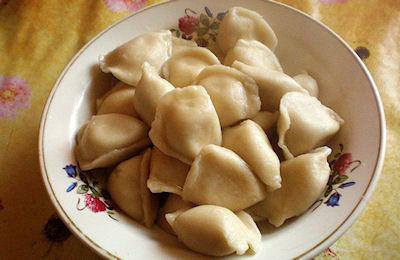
[0, 0, 399, 259]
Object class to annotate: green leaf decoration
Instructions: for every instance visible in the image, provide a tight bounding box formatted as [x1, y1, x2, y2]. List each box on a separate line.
[205, 6, 213, 17]
[197, 27, 209, 37]
[209, 22, 219, 30]
[77, 184, 89, 194]
[90, 186, 101, 198]
[209, 34, 216, 42]
[175, 30, 181, 37]
[324, 185, 333, 197]
[200, 14, 210, 26]
[332, 175, 349, 185]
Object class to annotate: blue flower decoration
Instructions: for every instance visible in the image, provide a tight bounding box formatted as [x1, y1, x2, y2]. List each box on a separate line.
[339, 181, 356, 189]
[63, 164, 77, 178]
[66, 182, 77, 192]
[325, 192, 341, 207]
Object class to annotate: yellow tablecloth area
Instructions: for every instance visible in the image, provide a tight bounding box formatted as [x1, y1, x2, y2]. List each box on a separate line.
[0, 0, 399, 259]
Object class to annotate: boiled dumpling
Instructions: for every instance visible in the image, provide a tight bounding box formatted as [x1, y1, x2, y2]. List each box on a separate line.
[99, 30, 172, 86]
[166, 205, 261, 256]
[195, 65, 261, 127]
[278, 92, 344, 159]
[232, 61, 308, 112]
[96, 82, 138, 117]
[108, 149, 159, 227]
[217, 6, 277, 54]
[147, 147, 190, 195]
[75, 114, 151, 170]
[149, 85, 222, 164]
[222, 120, 281, 191]
[251, 111, 279, 132]
[182, 144, 267, 211]
[247, 147, 331, 227]
[171, 36, 197, 54]
[156, 194, 194, 235]
[293, 72, 319, 97]
[133, 62, 174, 126]
[162, 46, 220, 88]
[224, 39, 283, 72]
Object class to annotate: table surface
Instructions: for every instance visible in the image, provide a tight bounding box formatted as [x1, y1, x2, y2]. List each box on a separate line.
[0, 0, 399, 259]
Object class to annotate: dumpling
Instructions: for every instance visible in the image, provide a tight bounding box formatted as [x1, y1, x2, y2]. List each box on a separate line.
[171, 36, 197, 54]
[162, 46, 220, 88]
[216, 6, 277, 54]
[278, 92, 344, 159]
[108, 149, 159, 227]
[147, 147, 190, 195]
[133, 62, 174, 126]
[293, 72, 319, 97]
[75, 114, 151, 170]
[182, 144, 267, 211]
[247, 147, 331, 227]
[195, 65, 261, 127]
[232, 61, 308, 112]
[166, 205, 261, 256]
[99, 30, 172, 86]
[96, 82, 138, 117]
[156, 194, 194, 235]
[224, 39, 283, 72]
[222, 120, 281, 191]
[250, 111, 279, 132]
[149, 85, 222, 164]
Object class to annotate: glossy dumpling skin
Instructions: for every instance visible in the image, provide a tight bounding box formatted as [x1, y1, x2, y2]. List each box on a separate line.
[96, 82, 138, 117]
[108, 149, 159, 227]
[278, 92, 344, 159]
[147, 147, 190, 195]
[222, 120, 281, 191]
[247, 147, 331, 227]
[156, 194, 194, 235]
[217, 6, 277, 54]
[232, 61, 307, 112]
[75, 114, 151, 170]
[195, 65, 261, 127]
[224, 39, 283, 72]
[251, 111, 279, 132]
[166, 205, 261, 256]
[162, 46, 220, 88]
[99, 30, 172, 86]
[182, 144, 267, 211]
[133, 62, 174, 126]
[149, 85, 222, 164]
[293, 72, 319, 97]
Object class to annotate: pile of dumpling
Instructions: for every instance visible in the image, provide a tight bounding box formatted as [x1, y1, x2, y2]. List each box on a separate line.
[75, 6, 344, 257]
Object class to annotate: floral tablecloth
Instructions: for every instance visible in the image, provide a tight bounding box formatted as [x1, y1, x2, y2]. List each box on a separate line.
[0, 0, 399, 259]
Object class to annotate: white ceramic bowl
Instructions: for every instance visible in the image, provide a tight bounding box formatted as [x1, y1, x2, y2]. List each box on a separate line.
[39, 0, 386, 259]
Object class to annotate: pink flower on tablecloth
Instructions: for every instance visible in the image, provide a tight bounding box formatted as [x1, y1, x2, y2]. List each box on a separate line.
[320, 0, 349, 4]
[0, 76, 31, 119]
[104, 0, 147, 12]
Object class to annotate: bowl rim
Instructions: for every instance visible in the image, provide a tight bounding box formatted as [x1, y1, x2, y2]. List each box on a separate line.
[38, 0, 387, 259]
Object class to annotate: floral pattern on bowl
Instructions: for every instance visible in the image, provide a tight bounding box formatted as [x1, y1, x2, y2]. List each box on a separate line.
[170, 6, 227, 47]
[62, 165, 118, 220]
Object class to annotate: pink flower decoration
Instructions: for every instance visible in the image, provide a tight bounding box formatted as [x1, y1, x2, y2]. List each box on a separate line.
[320, 0, 349, 4]
[0, 76, 31, 119]
[179, 16, 199, 35]
[104, 0, 147, 12]
[333, 153, 352, 176]
[84, 194, 107, 213]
